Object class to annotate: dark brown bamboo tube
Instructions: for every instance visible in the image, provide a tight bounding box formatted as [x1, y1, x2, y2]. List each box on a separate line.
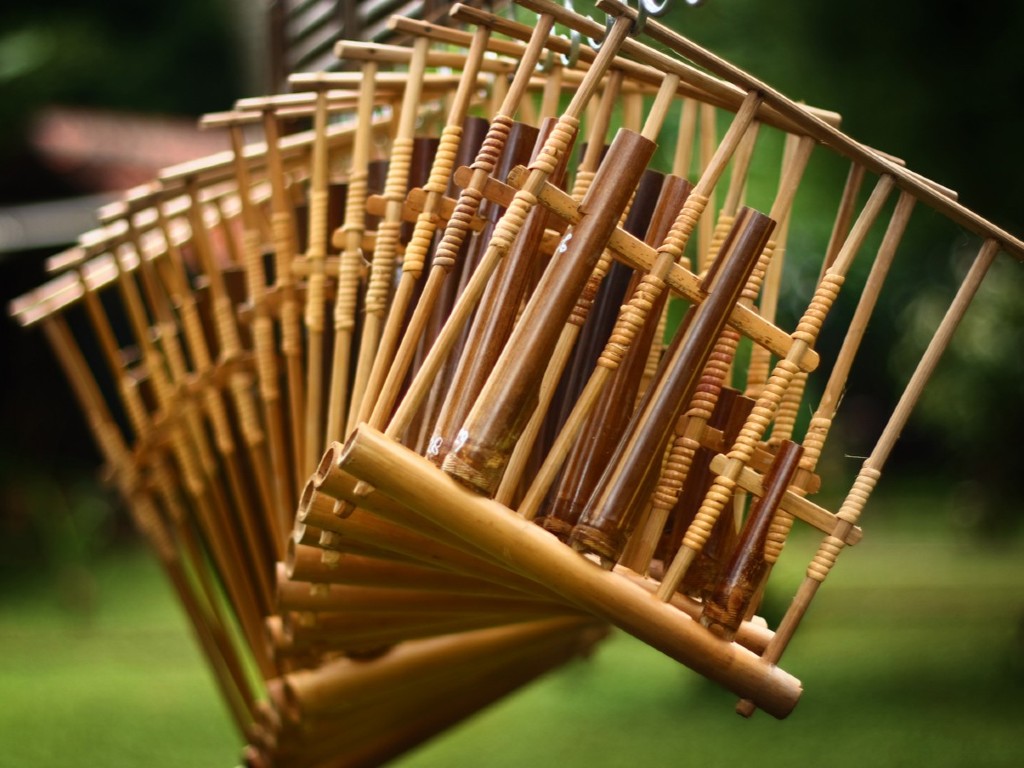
[569, 208, 775, 567]
[701, 440, 803, 641]
[399, 115, 519, 453]
[339, 424, 802, 718]
[441, 128, 657, 496]
[655, 387, 755, 594]
[535, 174, 692, 537]
[425, 117, 568, 468]
[382, 15, 636, 446]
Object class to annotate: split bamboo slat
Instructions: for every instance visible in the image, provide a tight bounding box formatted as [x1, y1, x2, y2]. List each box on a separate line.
[9, 0, 1023, 764]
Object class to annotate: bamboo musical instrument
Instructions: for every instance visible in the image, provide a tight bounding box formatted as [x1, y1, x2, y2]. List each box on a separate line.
[9, 1, 1024, 761]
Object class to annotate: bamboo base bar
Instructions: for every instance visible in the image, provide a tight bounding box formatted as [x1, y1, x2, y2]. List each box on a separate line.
[338, 424, 803, 719]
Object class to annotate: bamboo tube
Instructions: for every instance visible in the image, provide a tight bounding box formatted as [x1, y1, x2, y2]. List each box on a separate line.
[399, 118, 533, 454]
[360, 10, 561, 442]
[736, 238, 1000, 717]
[285, 541, 533, 600]
[441, 128, 657, 496]
[346, 37, 432, 430]
[568, 208, 775, 567]
[532, 174, 692, 533]
[495, 72, 683, 503]
[276, 574, 566, 617]
[278, 608, 571, 656]
[643, 387, 754, 591]
[700, 440, 804, 641]
[422, 119, 554, 469]
[656, 173, 896, 600]
[338, 423, 803, 718]
[382, 14, 636, 445]
[352, 24, 495, 434]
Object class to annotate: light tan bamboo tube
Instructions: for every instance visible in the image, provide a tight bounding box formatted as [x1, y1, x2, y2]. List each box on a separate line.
[276, 569, 568, 617]
[285, 541, 533, 599]
[261, 622, 602, 767]
[323, 58, 378, 447]
[339, 424, 802, 718]
[277, 609, 556, 657]
[282, 616, 601, 718]
[736, 237, 1000, 717]
[301, 87, 332, 475]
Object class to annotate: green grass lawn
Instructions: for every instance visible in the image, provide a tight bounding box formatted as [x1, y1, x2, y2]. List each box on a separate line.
[1, 488, 1022, 767]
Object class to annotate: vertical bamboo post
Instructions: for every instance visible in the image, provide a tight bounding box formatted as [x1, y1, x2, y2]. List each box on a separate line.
[347, 37, 432, 430]
[736, 238, 1000, 716]
[259, 103, 307, 494]
[352, 25, 493, 432]
[324, 58, 379, 445]
[657, 174, 896, 600]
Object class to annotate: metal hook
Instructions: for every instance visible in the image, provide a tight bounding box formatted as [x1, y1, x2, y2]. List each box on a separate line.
[560, 0, 583, 68]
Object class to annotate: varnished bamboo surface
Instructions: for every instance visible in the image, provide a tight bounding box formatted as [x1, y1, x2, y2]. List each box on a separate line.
[7, 0, 1022, 764]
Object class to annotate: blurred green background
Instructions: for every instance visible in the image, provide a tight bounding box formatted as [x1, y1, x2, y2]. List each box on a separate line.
[1, 1, 1022, 766]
